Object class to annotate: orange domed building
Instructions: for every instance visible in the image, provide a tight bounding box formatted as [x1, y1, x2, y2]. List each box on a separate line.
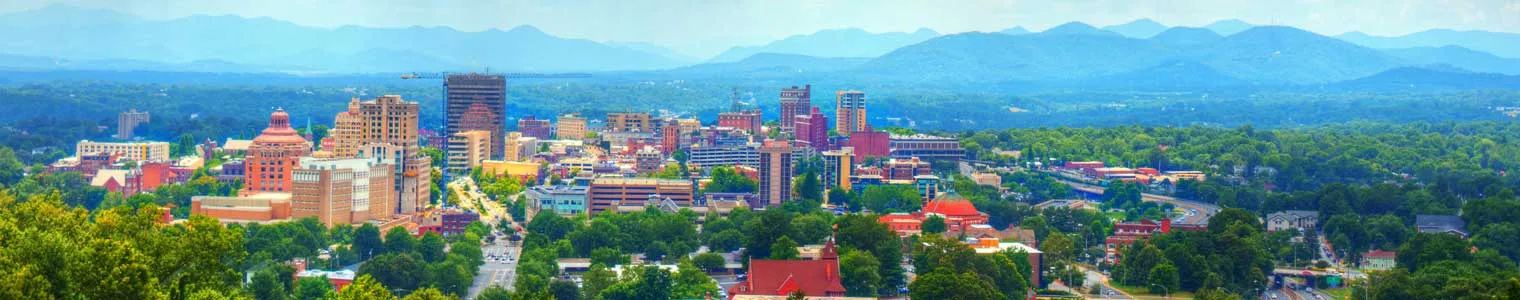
[877, 192, 991, 236]
[244, 109, 311, 194]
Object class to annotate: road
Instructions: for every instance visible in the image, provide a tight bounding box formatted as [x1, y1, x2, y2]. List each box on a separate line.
[456, 176, 525, 299]
[1059, 179, 1221, 225]
[1081, 266, 1134, 299]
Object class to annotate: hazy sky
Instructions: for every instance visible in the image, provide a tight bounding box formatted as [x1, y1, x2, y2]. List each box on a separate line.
[5, 0, 1519, 58]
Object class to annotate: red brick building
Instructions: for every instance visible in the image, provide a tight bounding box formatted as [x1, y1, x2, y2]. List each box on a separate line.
[876, 193, 991, 236]
[245, 109, 311, 194]
[793, 106, 829, 150]
[517, 115, 552, 140]
[718, 110, 762, 134]
[778, 85, 811, 132]
[847, 126, 889, 161]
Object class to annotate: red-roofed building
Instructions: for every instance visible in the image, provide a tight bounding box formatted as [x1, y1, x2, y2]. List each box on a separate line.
[1104, 218, 1204, 263]
[876, 193, 990, 236]
[730, 239, 846, 298]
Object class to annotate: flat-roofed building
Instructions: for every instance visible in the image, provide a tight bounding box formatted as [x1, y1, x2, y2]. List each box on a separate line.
[76, 140, 171, 162]
[821, 147, 854, 191]
[291, 157, 395, 226]
[191, 193, 293, 223]
[884, 157, 932, 181]
[758, 141, 794, 207]
[586, 177, 694, 215]
[447, 130, 492, 174]
[445, 73, 506, 160]
[557, 113, 587, 141]
[526, 185, 589, 216]
[518, 115, 552, 140]
[607, 112, 653, 133]
[834, 90, 866, 135]
[889, 133, 965, 161]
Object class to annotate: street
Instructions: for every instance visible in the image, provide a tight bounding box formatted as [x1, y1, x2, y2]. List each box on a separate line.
[1080, 266, 1134, 299]
[454, 176, 525, 299]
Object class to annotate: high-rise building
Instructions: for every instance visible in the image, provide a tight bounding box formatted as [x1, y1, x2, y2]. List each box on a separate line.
[718, 110, 763, 134]
[758, 140, 795, 207]
[329, 98, 365, 158]
[518, 115, 552, 140]
[246, 109, 312, 194]
[835, 90, 866, 136]
[117, 109, 150, 140]
[794, 106, 829, 149]
[445, 74, 506, 160]
[822, 147, 854, 191]
[354, 95, 431, 214]
[447, 130, 492, 174]
[779, 85, 811, 132]
[76, 140, 171, 162]
[291, 157, 394, 227]
[607, 112, 653, 132]
[457, 102, 497, 137]
[557, 113, 587, 140]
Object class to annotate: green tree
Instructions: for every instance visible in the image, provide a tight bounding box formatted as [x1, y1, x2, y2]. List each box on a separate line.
[795, 169, 822, 202]
[921, 215, 947, 234]
[249, 269, 288, 300]
[705, 229, 744, 253]
[769, 236, 801, 260]
[591, 247, 629, 267]
[333, 275, 395, 300]
[908, 271, 1005, 300]
[357, 253, 427, 293]
[1148, 263, 1180, 295]
[788, 214, 832, 245]
[692, 253, 727, 272]
[671, 259, 719, 299]
[417, 232, 447, 262]
[293, 276, 334, 300]
[400, 287, 451, 300]
[581, 263, 618, 300]
[742, 209, 792, 259]
[384, 226, 417, 254]
[704, 166, 758, 194]
[841, 250, 882, 297]
[549, 280, 580, 300]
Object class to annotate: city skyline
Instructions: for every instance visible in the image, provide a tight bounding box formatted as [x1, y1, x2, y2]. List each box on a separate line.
[4, 0, 1518, 58]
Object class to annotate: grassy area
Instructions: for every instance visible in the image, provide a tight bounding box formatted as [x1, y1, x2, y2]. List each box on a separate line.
[1111, 284, 1195, 300]
[1322, 287, 1353, 300]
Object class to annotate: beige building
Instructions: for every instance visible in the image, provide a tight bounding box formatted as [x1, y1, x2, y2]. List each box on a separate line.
[117, 109, 150, 140]
[76, 140, 171, 162]
[557, 114, 588, 140]
[822, 147, 854, 191]
[190, 193, 293, 223]
[607, 112, 653, 132]
[291, 157, 395, 227]
[352, 95, 431, 215]
[328, 98, 366, 158]
[447, 130, 492, 173]
[835, 90, 867, 136]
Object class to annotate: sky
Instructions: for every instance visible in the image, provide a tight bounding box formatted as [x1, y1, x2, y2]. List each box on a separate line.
[3, 0, 1518, 58]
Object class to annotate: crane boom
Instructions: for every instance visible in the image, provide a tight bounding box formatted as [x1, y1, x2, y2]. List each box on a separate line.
[401, 72, 591, 80]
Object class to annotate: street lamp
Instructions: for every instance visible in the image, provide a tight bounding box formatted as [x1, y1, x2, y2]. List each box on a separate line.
[1150, 283, 1170, 299]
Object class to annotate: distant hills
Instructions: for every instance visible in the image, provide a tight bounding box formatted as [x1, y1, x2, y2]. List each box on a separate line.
[0, 4, 1518, 89]
[705, 28, 940, 62]
[0, 4, 686, 72]
[1338, 29, 1520, 59]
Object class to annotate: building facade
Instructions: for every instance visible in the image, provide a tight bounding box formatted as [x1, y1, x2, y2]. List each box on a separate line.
[557, 113, 587, 141]
[76, 140, 171, 162]
[445, 73, 507, 160]
[847, 126, 890, 161]
[635, 146, 664, 174]
[291, 157, 395, 226]
[821, 147, 854, 191]
[794, 106, 829, 149]
[889, 134, 966, 160]
[117, 109, 150, 140]
[758, 141, 794, 207]
[517, 115, 552, 140]
[329, 98, 366, 158]
[586, 177, 695, 215]
[688, 144, 759, 170]
[717, 110, 762, 134]
[778, 85, 811, 132]
[835, 90, 866, 136]
[525, 185, 589, 216]
[884, 157, 932, 181]
[447, 130, 492, 174]
[607, 112, 653, 133]
[245, 109, 312, 193]
[355, 95, 431, 214]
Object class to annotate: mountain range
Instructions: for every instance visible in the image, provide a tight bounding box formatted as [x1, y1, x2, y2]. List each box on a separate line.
[0, 4, 1518, 87]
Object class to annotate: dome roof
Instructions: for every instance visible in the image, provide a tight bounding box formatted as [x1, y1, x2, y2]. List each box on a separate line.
[923, 195, 982, 217]
[253, 109, 308, 144]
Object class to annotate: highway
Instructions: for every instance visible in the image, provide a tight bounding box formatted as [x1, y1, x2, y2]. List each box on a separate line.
[1061, 179, 1222, 225]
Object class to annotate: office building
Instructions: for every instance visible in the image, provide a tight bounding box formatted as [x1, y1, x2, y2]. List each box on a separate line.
[661, 121, 682, 154]
[635, 145, 665, 174]
[586, 177, 695, 215]
[76, 140, 171, 162]
[328, 98, 366, 158]
[794, 106, 829, 149]
[445, 73, 507, 160]
[117, 109, 150, 140]
[835, 90, 867, 136]
[557, 113, 587, 140]
[607, 112, 653, 132]
[889, 134, 966, 160]
[688, 145, 759, 171]
[779, 85, 811, 132]
[884, 157, 932, 180]
[518, 115, 552, 140]
[245, 109, 312, 194]
[354, 95, 431, 214]
[526, 185, 589, 216]
[503, 132, 524, 161]
[718, 110, 762, 134]
[191, 193, 293, 223]
[447, 130, 492, 174]
[847, 126, 890, 160]
[758, 141, 794, 207]
[291, 157, 395, 226]
[822, 147, 854, 191]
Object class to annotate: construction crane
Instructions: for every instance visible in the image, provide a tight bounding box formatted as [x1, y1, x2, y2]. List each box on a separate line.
[400, 71, 589, 209]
